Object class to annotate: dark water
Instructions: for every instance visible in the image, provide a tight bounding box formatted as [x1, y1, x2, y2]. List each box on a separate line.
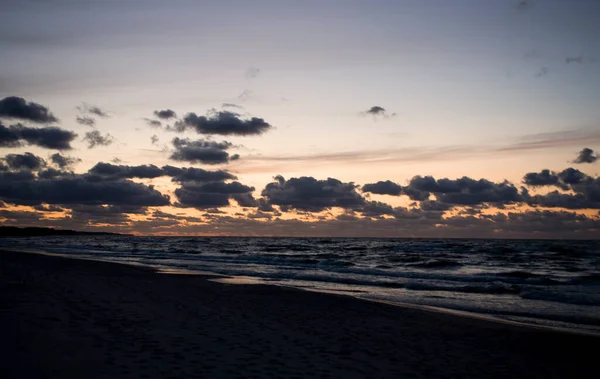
[2, 236, 600, 333]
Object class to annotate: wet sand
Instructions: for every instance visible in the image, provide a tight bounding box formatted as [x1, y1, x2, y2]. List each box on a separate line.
[0, 249, 596, 378]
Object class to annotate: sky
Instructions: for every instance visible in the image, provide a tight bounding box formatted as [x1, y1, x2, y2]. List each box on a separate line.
[1, 0, 600, 238]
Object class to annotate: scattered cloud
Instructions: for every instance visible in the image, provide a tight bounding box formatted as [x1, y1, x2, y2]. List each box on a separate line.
[361, 106, 396, 119]
[170, 137, 235, 165]
[261, 176, 365, 212]
[174, 181, 255, 209]
[0, 122, 77, 150]
[77, 103, 109, 118]
[0, 96, 58, 123]
[2, 152, 46, 171]
[76, 116, 96, 127]
[151, 134, 159, 145]
[222, 103, 243, 109]
[573, 147, 597, 164]
[83, 130, 114, 148]
[362, 180, 402, 196]
[173, 110, 272, 136]
[144, 118, 162, 128]
[153, 109, 177, 119]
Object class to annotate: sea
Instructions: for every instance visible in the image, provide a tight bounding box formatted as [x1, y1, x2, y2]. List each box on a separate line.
[2, 236, 599, 334]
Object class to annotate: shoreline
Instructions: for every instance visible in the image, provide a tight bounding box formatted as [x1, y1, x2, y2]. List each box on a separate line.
[1, 249, 598, 378]
[5, 248, 599, 338]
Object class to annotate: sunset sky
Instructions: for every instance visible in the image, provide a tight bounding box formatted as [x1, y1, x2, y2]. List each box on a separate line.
[1, 0, 599, 237]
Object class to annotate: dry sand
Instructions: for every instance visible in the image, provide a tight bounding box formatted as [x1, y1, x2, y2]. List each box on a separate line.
[0, 249, 596, 378]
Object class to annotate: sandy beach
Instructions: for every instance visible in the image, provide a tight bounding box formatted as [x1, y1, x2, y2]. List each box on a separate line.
[0, 249, 596, 378]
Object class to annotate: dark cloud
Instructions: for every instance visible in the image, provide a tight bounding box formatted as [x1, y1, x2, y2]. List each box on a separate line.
[83, 130, 114, 148]
[405, 176, 523, 206]
[87, 163, 165, 180]
[360, 201, 395, 217]
[0, 174, 170, 207]
[85, 162, 237, 184]
[0, 96, 58, 123]
[2, 152, 46, 171]
[145, 118, 162, 128]
[0, 122, 77, 150]
[151, 135, 159, 145]
[523, 169, 563, 187]
[77, 103, 109, 118]
[261, 176, 365, 212]
[525, 190, 600, 210]
[573, 148, 598, 164]
[38, 168, 74, 180]
[76, 116, 96, 127]
[173, 110, 272, 136]
[162, 165, 237, 183]
[362, 180, 402, 196]
[361, 105, 396, 119]
[170, 137, 234, 165]
[523, 169, 600, 209]
[153, 109, 177, 119]
[558, 168, 588, 185]
[232, 193, 258, 208]
[174, 181, 254, 209]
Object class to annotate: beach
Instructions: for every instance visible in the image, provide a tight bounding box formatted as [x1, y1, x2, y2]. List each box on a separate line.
[1, 250, 596, 378]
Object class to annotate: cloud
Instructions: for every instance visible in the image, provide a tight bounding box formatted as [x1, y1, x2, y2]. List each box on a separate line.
[362, 180, 402, 196]
[170, 137, 235, 165]
[245, 67, 261, 79]
[0, 122, 77, 150]
[151, 135, 159, 145]
[261, 176, 365, 212]
[406, 176, 523, 206]
[566, 56, 583, 64]
[76, 116, 96, 127]
[0, 96, 58, 123]
[2, 152, 46, 171]
[359, 201, 395, 217]
[522, 168, 600, 209]
[522, 169, 563, 187]
[222, 103, 243, 109]
[87, 162, 165, 180]
[558, 167, 587, 185]
[173, 110, 272, 136]
[83, 130, 114, 148]
[153, 109, 177, 119]
[238, 90, 253, 101]
[77, 103, 109, 118]
[361, 106, 396, 119]
[516, 0, 535, 11]
[144, 118, 162, 128]
[162, 165, 237, 183]
[38, 168, 74, 180]
[0, 173, 170, 207]
[534, 67, 548, 78]
[85, 162, 237, 184]
[573, 148, 598, 164]
[174, 181, 254, 209]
